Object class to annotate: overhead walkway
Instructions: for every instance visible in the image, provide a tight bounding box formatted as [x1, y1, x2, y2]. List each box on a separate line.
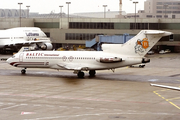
[86, 34, 134, 51]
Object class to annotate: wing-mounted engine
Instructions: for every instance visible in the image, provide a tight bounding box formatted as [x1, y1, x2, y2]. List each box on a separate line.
[37, 43, 53, 50]
[96, 57, 122, 63]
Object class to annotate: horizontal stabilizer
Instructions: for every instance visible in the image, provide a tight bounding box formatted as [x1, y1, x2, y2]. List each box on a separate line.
[145, 31, 165, 35]
[144, 31, 171, 36]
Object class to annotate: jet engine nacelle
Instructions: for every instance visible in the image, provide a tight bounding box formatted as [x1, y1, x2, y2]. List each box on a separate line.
[142, 58, 150, 63]
[96, 57, 122, 63]
[40, 43, 53, 50]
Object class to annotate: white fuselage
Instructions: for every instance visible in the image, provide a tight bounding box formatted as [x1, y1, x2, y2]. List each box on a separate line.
[7, 51, 142, 71]
[6, 30, 172, 78]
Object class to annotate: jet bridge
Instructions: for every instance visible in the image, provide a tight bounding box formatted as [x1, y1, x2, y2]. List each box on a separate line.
[86, 34, 134, 51]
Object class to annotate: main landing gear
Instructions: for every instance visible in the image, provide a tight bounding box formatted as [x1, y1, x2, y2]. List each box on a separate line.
[77, 70, 96, 78]
[77, 71, 84, 78]
[21, 68, 26, 74]
[89, 70, 96, 77]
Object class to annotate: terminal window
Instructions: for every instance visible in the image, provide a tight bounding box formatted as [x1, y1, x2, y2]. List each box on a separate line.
[69, 22, 114, 29]
[66, 33, 103, 40]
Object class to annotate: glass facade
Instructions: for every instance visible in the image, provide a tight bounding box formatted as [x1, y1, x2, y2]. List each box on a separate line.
[34, 21, 180, 30]
[69, 22, 161, 30]
[69, 22, 114, 29]
[66, 33, 103, 40]
[34, 22, 59, 28]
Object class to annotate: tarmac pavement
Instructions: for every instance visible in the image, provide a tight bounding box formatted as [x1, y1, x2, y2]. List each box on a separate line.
[0, 53, 180, 120]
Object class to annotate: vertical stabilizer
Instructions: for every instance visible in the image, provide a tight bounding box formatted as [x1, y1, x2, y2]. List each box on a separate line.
[102, 30, 172, 57]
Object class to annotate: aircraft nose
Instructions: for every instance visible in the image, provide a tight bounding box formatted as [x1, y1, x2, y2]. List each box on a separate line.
[6, 57, 11, 64]
[6, 57, 14, 66]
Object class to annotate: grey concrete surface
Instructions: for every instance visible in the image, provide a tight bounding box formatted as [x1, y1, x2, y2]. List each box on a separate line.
[0, 53, 180, 120]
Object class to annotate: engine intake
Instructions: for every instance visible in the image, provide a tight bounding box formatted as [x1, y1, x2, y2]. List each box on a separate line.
[40, 43, 53, 50]
[142, 58, 150, 63]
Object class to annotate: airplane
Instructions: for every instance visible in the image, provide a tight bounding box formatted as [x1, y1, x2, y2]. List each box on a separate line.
[0, 27, 53, 53]
[6, 30, 172, 78]
[150, 83, 180, 91]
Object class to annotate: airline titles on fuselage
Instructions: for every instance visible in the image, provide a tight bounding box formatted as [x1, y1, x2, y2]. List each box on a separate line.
[25, 52, 96, 62]
[26, 53, 59, 57]
[26, 33, 39, 36]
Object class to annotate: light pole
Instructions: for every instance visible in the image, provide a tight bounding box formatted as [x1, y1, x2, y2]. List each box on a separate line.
[18, 3, 23, 27]
[133, 1, 138, 29]
[66, 2, 71, 28]
[59, 6, 63, 29]
[26, 6, 30, 18]
[103, 5, 107, 18]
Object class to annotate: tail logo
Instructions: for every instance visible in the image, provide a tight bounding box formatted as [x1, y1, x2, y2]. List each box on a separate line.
[135, 38, 149, 54]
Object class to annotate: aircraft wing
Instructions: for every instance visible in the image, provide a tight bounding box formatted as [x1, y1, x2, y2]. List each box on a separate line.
[150, 83, 180, 91]
[6, 41, 48, 46]
[57, 63, 88, 71]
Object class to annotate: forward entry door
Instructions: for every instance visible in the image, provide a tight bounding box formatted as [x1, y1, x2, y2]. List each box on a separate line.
[19, 53, 24, 62]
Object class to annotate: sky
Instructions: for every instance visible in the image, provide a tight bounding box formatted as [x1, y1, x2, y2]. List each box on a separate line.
[0, 0, 146, 14]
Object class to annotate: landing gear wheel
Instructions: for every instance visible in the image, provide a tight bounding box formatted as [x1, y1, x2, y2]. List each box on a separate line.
[139, 65, 145, 68]
[89, 70, 96, 77]
[21, 69, 26, 74]
[77, 71, 84, 78]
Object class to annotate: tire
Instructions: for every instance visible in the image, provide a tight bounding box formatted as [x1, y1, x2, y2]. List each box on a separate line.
[21, 69, 26, 74]
[78, 71, 84, 78]
[89, 70, 96, 77]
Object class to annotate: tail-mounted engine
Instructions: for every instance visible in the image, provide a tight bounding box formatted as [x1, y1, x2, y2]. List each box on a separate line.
[142, 58, 150, 63]
[96, 57, 122, 63]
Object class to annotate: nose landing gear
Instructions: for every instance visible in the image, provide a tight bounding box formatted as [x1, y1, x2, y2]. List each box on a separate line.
[21, 68, 26, 74]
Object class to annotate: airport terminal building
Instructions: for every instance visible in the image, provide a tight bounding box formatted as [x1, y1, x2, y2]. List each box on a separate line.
[121, 0, 180, 19]
[0, 17, 179, 52]
[1, 0, 180, 52]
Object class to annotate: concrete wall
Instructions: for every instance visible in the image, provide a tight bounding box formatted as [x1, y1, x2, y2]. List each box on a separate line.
[0, 18, 34, 29]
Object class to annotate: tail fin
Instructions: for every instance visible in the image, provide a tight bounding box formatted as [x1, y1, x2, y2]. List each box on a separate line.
[102, 30, 172, 57]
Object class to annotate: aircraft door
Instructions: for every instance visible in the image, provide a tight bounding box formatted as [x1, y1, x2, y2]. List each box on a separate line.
[19, 53, 24, 62]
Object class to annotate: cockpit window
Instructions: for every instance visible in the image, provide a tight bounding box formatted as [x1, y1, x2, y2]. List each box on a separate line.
[12, 55, 15, 58]
[40, 31, 47, 37]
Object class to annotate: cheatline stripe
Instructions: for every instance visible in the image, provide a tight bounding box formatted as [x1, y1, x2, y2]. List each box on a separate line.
[11, 62, 45, 66]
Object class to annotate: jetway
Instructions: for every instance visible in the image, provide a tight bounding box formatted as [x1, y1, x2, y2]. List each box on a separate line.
[86, 33, 134, 51]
